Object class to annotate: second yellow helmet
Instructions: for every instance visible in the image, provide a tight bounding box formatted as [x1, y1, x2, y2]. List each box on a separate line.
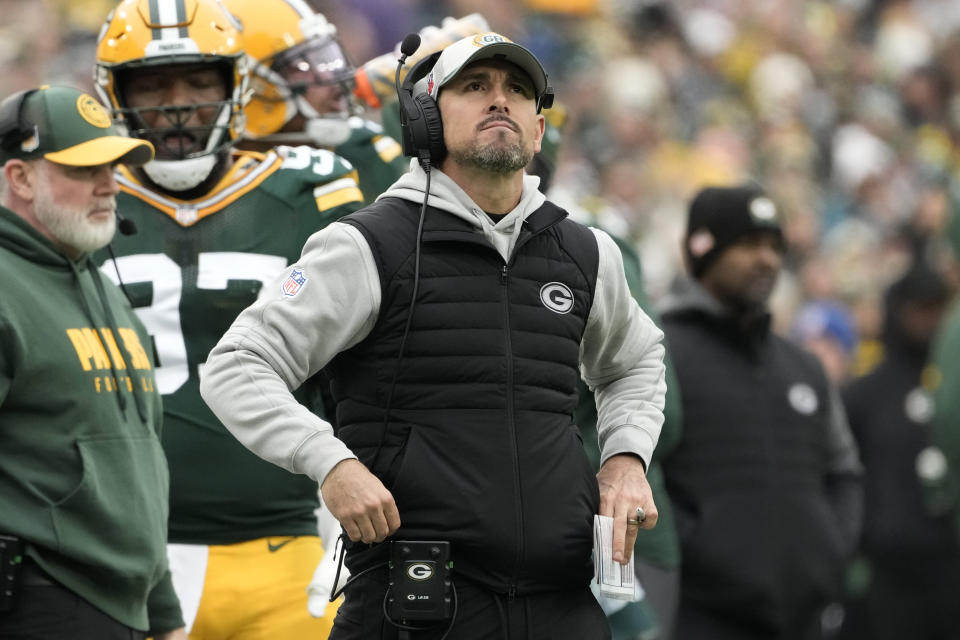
[224, 0, 357, 143]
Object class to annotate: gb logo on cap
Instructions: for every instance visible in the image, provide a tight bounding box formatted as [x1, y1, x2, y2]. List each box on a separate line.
[473, 33, 511, 47]
[77, 94, 112, 128]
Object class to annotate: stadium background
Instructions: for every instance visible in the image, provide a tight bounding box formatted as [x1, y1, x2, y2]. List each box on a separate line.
[7, 0, 958, 372]
[5, 2, 960, 635]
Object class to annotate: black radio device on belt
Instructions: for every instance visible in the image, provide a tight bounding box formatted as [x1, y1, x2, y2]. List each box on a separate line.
[387, 540, 453, 623]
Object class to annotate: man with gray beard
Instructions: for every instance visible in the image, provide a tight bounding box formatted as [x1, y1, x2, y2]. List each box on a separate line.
[0, 85, 187, 639]
[201, 32, 667, 639]
[1, 90, 134, 259]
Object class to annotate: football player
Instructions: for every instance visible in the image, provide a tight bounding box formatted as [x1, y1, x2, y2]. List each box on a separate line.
[225, 0, 407, 203]
[93, 0, 363, 638]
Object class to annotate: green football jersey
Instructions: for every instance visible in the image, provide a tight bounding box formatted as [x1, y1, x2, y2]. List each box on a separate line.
[334, 116, 407, 203]
[97, 147, 363, 544]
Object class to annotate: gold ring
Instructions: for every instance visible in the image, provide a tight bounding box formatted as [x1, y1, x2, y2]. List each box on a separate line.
[626, 517, 641, 526]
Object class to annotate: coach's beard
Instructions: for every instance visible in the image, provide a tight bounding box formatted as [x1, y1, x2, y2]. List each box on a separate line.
[449, 139, 533, 175]
[34, 190, 117, 254]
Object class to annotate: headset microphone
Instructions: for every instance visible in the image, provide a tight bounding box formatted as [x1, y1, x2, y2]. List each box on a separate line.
[106, 213, 137, 305]
[115, 211, 137, 236]
[399, 33, 422, 61]
[395, 34, 427, 169]
[368, 32, 433, 499]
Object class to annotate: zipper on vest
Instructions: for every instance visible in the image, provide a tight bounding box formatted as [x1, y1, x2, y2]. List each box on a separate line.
[501, 262, 525, 588]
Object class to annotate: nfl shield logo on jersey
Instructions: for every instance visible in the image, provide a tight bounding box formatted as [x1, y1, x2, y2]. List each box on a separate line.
[282, 268, 307, 297]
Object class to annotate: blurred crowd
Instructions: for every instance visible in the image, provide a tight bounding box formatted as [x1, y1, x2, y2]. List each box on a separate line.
[359, 0, 960, 389]
[8, 0, 960, 377]
[6, 0, 960, 636]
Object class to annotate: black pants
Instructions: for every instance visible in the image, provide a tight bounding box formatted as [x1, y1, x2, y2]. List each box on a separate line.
[837, 553, 960, 640]
[0, 561, 146, 640]
[331, 570, 611, 640]
[674, 598, 821, 640]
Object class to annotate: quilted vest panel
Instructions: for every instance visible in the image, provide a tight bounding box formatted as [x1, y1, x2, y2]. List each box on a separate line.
[327, 197, 602, 593]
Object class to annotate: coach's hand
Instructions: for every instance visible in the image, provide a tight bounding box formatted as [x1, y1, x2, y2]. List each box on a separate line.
[597, 454, 657, 565]
[321, 459, 401, 544]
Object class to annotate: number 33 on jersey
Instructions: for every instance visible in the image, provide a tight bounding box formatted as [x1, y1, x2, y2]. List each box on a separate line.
[97, 145, 363, 397]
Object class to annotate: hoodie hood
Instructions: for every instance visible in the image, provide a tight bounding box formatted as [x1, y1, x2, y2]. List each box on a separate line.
[881, 259, 950, 363]
[378, 160, 546, 262]
[0, 203, 82, 269]
[659, 276, 772, 352]
[0, 204, 148, 421]
[658, 276, 730, 319]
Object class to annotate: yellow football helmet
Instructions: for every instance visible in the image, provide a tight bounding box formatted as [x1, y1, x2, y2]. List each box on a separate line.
[94, 0, 249, 192]
[224, 0, 357, 145]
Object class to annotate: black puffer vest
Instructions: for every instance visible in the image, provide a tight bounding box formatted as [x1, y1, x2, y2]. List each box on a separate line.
[327, 196, 600, 595]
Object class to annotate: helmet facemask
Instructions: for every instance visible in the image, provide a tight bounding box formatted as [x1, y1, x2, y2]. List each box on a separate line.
[115, 61, 240, 162]
[94, 0, 249, 194]
[249, 34, 359, 146]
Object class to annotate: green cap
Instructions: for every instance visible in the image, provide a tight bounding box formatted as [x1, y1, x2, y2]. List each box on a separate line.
[0, 85, 154, 167]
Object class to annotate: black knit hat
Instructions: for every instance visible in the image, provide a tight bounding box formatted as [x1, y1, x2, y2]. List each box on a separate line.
[684, 185, 783, 277]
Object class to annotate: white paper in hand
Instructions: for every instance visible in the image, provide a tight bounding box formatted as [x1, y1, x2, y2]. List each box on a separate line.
[593, 514, 640, 601]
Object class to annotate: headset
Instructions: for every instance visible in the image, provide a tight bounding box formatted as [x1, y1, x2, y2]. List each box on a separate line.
[371, 35, 433, 483]
[397, 50, 445, 170]
[396, 46, 556, 172]
[0, 89, 38, 154]
[328, 41, 450, 635]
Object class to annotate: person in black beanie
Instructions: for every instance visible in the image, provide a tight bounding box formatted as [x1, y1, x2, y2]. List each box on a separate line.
[839, 258, 960, 640]
[683, 185, 783, 281]
[658, 184, 863, 640]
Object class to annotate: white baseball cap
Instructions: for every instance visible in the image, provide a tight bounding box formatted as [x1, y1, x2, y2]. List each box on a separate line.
[426, 33, 549, 103]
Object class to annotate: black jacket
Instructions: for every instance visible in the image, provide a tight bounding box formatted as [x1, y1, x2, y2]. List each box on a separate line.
[659, 279, 862, 634]
[843, 280, 960, 576]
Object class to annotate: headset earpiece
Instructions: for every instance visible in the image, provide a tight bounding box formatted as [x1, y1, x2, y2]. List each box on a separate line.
[396, 49, 553, 166]
[538, 87, 555, 113]
[398, 51, 445, 168]
[410, 93, 444, 162]
[0, 89, 37, 152]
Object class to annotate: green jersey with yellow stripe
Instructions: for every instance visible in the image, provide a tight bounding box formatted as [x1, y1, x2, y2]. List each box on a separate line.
[333, 116, 407, 203]
[96, 146, 363, 544]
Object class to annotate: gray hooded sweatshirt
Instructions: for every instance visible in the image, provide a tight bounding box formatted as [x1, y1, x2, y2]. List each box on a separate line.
[200, 162, 666, 487]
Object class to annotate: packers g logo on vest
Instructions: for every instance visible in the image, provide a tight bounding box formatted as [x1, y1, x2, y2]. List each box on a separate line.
[540, 282, 574, 314]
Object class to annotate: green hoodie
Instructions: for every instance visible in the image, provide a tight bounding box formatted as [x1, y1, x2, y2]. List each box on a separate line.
[0, 205, 182, 632]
